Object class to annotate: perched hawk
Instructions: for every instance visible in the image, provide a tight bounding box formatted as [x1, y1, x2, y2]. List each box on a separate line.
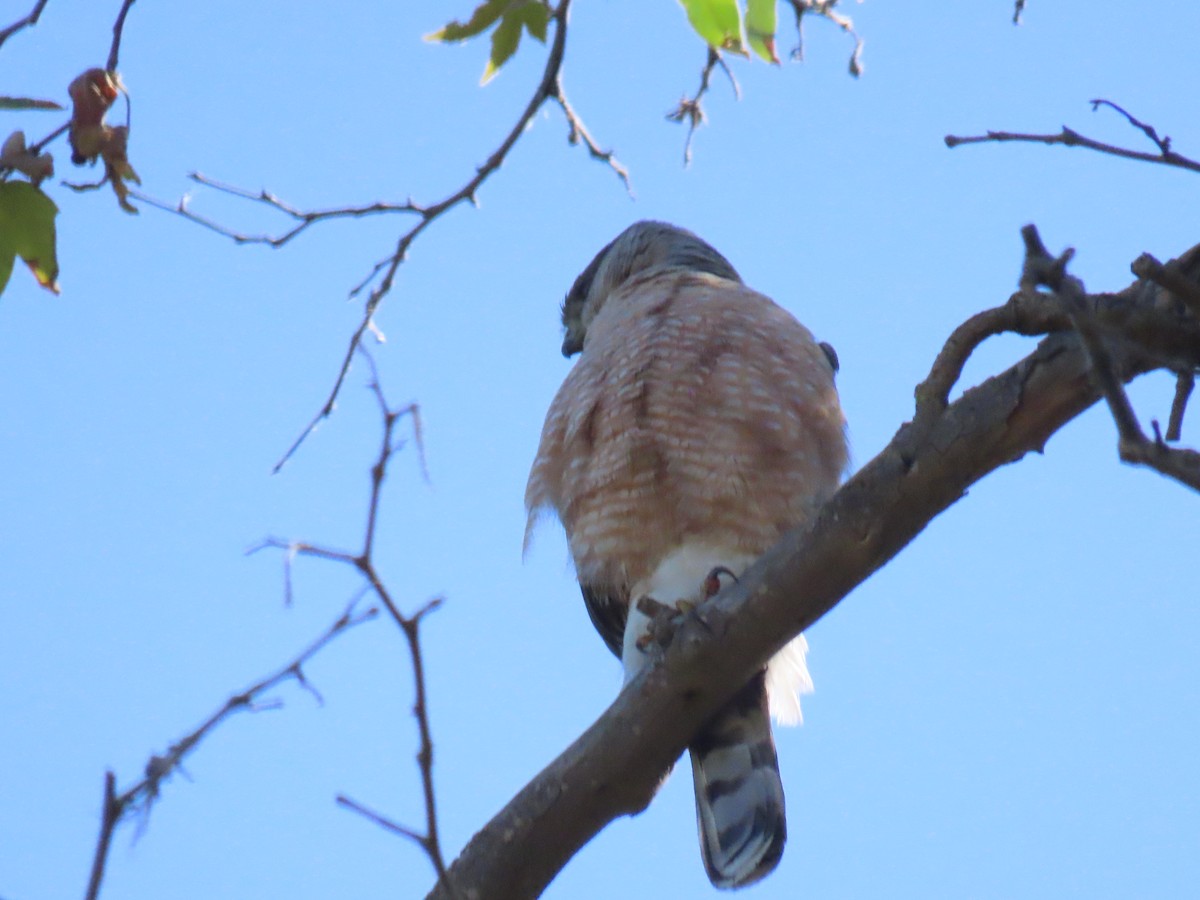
[525, 221, 847, 888]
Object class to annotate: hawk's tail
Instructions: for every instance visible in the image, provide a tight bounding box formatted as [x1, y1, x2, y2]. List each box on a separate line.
[689, 670, 786, 889]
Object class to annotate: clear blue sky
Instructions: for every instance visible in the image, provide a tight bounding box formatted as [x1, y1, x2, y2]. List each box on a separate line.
[2, 2, 1198, 898]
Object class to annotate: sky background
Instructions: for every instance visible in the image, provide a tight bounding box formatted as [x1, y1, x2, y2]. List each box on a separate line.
[1, 2, 1198, 898]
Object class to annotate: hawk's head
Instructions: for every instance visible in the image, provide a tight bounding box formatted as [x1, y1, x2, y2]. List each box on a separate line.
[559, 220, 741, 357]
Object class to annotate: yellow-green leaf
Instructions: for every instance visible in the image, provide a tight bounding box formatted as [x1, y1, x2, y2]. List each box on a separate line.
[0, 181, 59, 295]
[745, 0, 778, 63]
[425, 0, 507, 42]
[679, 0, 745, 55]
[481, 12, 524, 84]
[0, 96, 64, 111]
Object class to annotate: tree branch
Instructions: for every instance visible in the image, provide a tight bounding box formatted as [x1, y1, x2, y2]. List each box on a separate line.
[130, 174, 424, 248]
[1131, 252, 1200, 321]
[1166, 372, 1194, 442]
[0, 0, 50, 51]
[106, 0, 136, 73]
[666, 47, 739, 166]
[1019, 225, 1200, 491]
[139, 0, 620, 473]
[945, 102, 1200, 174]
[253, 350, 453, 889]
[82, 599, 379, 900]
[786, 1, 864, 74]
[427, 232, 1200, 900]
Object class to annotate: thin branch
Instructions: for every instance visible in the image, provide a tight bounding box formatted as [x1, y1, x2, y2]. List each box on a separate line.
[337, 794, 425, 844]
[1167, 372, 1194, 443]
[81, 599, 379, 900]
[106, 0, 136, 72]
[1090, 99, 1171, 155]
[787, 0, 864, 74]
[1021, 224, 1200, 492]
[29, 121, 68, 156]
[129, 176, 423, 248]
[83, 772, 118, 900]
[256, 356, 453, 888]
[270, 0, 622, 472]
[0, 0, 50, 51]
[946, 104, 1200, 174]
[666, 48, 739, 166]
[550, 76, 631, 192]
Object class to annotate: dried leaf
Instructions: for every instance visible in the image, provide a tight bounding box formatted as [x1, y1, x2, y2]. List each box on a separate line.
[0, 131, 54, 185]
[66, 69, 139, 212]
[68, 68, 121, 165]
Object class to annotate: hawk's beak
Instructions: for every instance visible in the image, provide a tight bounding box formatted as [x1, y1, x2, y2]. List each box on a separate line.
[562, 333, 583, 357]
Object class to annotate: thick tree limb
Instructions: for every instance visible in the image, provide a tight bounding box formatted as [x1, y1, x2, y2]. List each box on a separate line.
[427, 235, 1200, 900]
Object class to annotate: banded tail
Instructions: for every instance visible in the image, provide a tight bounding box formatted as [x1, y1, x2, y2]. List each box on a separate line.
[689, 670, 786, 889]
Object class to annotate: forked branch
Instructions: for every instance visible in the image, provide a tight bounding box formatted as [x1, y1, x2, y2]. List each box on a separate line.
[1020, 225, 1200, 491]
[946, 100, 1200, 174]
[251, 349, 454, 890]
[82, 600, 379, 900]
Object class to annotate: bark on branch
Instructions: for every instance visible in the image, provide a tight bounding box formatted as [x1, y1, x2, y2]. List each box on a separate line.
[427, 235, 1200, 900]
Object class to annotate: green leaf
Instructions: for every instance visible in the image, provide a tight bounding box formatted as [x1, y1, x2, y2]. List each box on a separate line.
[428, 1, 550, 83]
[0, 96, 64, 111]
[745, 0, 779, 63]
[482, 12, 524, 84]
[425, 0, 507, 42]
[519, 2, 550, 43]
[0, 181, 59, 295]
[679, 0, 745, 55]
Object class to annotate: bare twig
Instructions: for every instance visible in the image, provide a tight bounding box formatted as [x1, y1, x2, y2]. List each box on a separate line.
[666, 47, 739, 166]
[106, 0, 136, 72]
[550, 76, 631, 191]
[1090, 99, 1171, 155]
[81, 599, 379, 900]
[29, 121, 68, 156]
[269, 0, 621, 472]
[130, 176, 423, 248]
[1021, 224, 1200, 492]
[256, 355, 452, 888]
[83, 773, 119, 900]
[0, 0, 50, 51]
[946, 104, 1200, 174]
[787, 0, 864, 74]
[337, 794, 426, 844]
[1167, 372, 1194, 442]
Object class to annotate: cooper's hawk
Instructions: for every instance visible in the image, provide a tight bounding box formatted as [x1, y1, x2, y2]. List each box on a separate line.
[525, 221, 847, 888]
